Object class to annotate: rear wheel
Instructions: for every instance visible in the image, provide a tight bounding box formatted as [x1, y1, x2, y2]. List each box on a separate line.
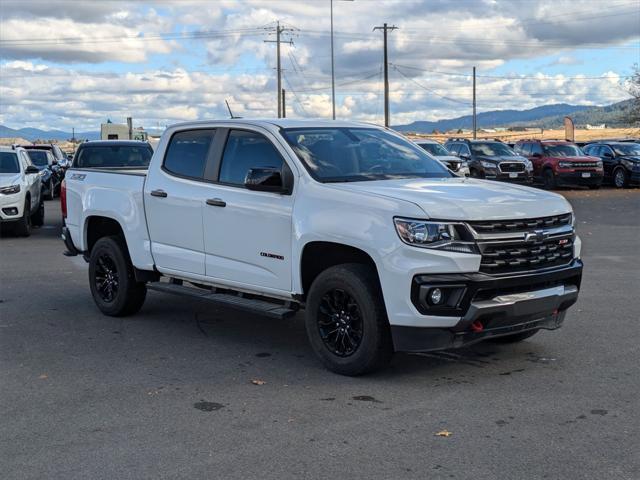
[31, 200, 44, 227]
[89, 236, 146, 316]
[46, 180, 55, 200]
[543, 169, 557, 189]
[14, 198, 32, 237]
[613, 167, 628, 188]
[305, 263, 393, 376]
[489, 329, 539, 343]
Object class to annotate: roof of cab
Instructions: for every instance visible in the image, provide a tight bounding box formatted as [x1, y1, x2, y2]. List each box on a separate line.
[167, 118, 382, 130]
[77, 140, 152, 148]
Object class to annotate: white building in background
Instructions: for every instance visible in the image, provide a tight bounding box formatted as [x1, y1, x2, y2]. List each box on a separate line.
[585, 124, 606, 130]
[100, 120, 148, 141]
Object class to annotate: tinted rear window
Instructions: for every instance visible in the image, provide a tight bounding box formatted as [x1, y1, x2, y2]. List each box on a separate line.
[75, 145, 153, 168]
[163, 130, 215, 179]
[27, 150, 49, 167]
[0, 152, 20, 173]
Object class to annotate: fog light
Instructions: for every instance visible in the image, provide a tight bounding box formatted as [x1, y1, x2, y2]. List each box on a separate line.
[430, 288, 443, 305]
[2, 207, 18, 216]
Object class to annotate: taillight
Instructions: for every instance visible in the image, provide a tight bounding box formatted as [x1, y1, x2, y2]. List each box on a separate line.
[60, 179, 67, 219]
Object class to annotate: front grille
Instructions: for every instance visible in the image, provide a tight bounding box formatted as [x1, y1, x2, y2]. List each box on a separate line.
[499, 162, 525, 173]
[468, 213, 572, 234]
[479, 236, 574, 274]
[567, 162, 599, 168]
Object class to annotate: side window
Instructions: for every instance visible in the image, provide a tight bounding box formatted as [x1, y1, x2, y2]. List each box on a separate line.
[521, 143, 532, 156]
[531, 143, 543, 155]
[459, 144, 471, 156]
[447, 143, 459, 155]
[601, 146, 613, 156]
[163, 129, 215, 179]
[219, 130, 284, 186]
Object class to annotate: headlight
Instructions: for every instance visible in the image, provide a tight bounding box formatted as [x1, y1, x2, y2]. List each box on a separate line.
[596, 160, 603, 168]
[558, 161, 574, 168]
[480, 161, 496, 169]
[0, 184, 20, 195]
[524, 159, 533, 171]
[394, 218, 477, 254]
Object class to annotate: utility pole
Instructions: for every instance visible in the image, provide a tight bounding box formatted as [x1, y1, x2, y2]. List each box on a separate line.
[472, 66, 477, 139]
[265, 21, 294, 118]
[282, 89, 286, 118]
[373, 23, 398, 127]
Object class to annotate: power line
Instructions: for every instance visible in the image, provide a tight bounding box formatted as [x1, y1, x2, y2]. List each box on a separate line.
[393, 65, 471, 106]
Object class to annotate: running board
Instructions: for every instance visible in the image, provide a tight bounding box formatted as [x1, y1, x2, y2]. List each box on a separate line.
[147, 282, 298, 319]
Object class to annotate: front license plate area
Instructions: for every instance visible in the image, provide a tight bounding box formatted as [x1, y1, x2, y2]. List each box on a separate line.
[582, 172, 591, 178]
[509, 172, 518, 178]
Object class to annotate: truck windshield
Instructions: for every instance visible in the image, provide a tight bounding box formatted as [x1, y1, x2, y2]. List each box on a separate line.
[281, 127, 450, 182]
[543, 145, 583, 157]
[27, 150, 49, 167]
[417, 142, 451, 156]
[470, 142, 517, 157]
[75, 145, 153, 169]
[0, 152, 20, 173]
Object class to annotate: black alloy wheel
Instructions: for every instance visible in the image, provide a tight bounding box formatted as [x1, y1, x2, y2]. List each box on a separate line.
[613, 167, 627, 188]
[317, 288, 364, 357]
[94, 253, 120, 303]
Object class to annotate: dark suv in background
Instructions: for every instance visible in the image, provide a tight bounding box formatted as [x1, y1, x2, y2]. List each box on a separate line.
[514, 140, 603, 189]
[444, 138, 532, 183]
[583, 142, 640, 188]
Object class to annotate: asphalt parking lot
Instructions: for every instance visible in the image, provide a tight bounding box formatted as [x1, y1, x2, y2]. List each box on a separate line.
[1, 189, 639, 480]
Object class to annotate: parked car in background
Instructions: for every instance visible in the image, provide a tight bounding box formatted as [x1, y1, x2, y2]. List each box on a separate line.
[62, 119, 583, 376]
[583, 142, 640, 188]
[71, 140, 154, 170]
[414, 139, 470, 176]
[23, 144, 69, 169]
[514, 140, 603, 189]
[444, 138, 533, 183]
[25, 148, 62, 199]
[0, 146, 44, 236]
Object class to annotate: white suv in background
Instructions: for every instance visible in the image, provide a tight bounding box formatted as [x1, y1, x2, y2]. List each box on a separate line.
[414, 139, 470, 176]
[0, 146, 44, 236]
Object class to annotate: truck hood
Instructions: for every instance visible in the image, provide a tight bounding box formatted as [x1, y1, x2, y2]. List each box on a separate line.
[0, 173, 21, 187]
[330, 177, 571, 221]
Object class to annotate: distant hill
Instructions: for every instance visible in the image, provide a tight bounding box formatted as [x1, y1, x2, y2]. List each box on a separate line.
[0, 125, 99, 141]
[393, 100, 634, 133]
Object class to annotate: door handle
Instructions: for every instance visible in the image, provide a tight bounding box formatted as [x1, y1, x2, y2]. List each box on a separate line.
[206, 198, 226, 207]
[150, 189, 168, 198]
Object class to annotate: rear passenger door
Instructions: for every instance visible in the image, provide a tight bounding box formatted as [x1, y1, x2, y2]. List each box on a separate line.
[201, 128, 294, 292]
[144, 129, 217, 275]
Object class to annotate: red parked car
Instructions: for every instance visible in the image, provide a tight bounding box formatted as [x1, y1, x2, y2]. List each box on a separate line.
[514, 140, 603, 189]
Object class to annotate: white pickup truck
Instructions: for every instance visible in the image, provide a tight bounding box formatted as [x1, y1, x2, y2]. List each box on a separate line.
[62, 119, 583, 375]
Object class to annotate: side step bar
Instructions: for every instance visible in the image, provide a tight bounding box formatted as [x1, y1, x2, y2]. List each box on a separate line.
[147, 282, 298, 320]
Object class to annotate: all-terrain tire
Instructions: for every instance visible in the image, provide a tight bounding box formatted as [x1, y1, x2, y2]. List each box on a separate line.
[88, 236, 146, 316]
[14, 198, 32, 237]
[31, 200, 44, 227]
[305, 263, 393, 376]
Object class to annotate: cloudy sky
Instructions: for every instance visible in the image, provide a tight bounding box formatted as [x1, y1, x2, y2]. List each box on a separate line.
[0, 0, 638, 131]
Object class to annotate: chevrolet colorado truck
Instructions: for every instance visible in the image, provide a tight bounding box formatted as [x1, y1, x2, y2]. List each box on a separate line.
[61, 119, 583, 375]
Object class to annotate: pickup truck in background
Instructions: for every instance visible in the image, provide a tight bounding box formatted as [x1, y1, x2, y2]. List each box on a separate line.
[61, 119, 583, 375]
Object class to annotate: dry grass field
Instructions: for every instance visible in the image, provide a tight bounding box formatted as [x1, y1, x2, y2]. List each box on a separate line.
[409, 127, 640, 143]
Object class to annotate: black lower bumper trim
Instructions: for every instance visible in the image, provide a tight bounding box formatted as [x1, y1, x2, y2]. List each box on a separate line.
[392, 310, 566, 353]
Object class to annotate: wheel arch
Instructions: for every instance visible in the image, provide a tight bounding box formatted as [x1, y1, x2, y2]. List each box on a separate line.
[84, 215, 126, 255]
[299, 241, 381, 300]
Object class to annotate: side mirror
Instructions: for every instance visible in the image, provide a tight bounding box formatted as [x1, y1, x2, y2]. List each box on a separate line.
[245, 167, 288, 193]
[532, 152, 542, 158]
[25, 165, 40, 175]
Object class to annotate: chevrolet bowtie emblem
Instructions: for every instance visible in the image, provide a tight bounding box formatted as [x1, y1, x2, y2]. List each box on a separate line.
[524, 229, 547, 243]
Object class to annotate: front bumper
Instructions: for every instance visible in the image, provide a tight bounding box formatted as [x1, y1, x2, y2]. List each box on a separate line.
[391, 260, 583, 352]
[485, 171, 532, 183]
[556, 171, 603, 186]
[0, 194, 24, 222]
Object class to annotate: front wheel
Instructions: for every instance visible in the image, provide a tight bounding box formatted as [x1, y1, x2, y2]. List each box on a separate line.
[613, 167, 628, 188]
[305, 263, 393, 376]
[14, 198, 32, 237]
[543, 169, 557, 189]
[31, 200, 44, 227]
[89, 236, 146, 316]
